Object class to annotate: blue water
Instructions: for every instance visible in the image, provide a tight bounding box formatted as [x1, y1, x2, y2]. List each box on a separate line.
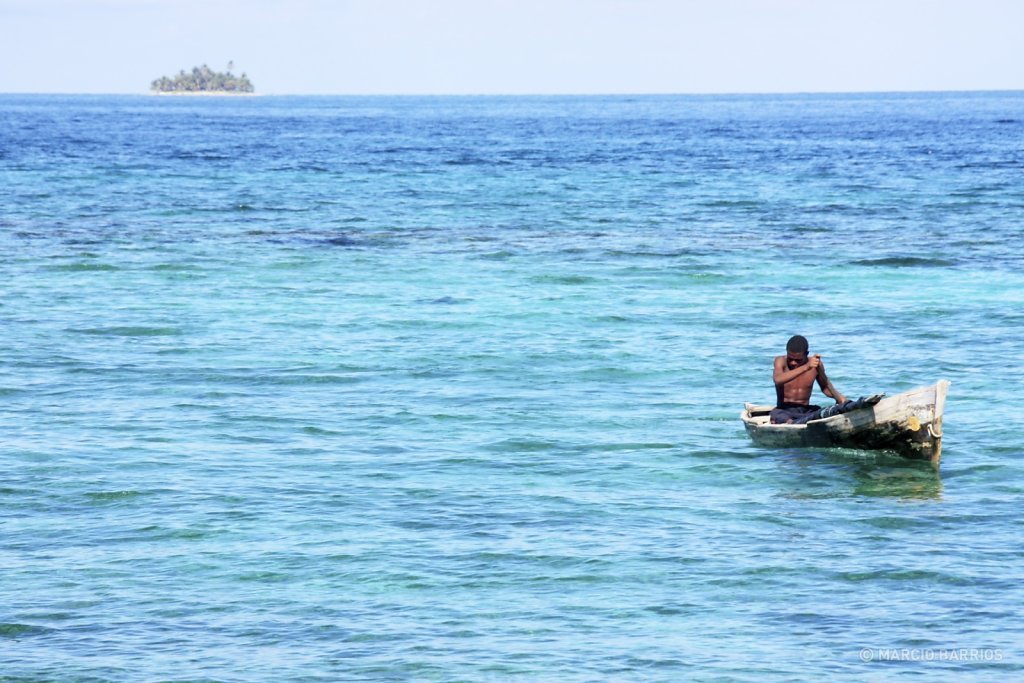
[2, 92, 1023, 680]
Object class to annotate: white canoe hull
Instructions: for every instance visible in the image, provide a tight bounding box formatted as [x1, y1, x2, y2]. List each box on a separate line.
[741, 381, 949, 465]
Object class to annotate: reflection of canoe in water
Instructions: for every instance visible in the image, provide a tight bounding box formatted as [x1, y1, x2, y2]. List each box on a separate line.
[741, 381, 950, 465]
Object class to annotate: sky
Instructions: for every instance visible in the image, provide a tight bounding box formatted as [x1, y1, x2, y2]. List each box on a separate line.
[2, 0, 1022, 95]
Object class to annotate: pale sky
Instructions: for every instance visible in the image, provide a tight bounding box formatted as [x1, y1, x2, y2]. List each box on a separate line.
[2, 0, 1022, 94]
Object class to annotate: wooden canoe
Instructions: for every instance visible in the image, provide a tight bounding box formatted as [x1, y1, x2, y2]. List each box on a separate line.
[741, 381, 950, 465]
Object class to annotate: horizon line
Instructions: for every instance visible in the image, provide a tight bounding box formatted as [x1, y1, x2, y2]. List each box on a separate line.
[3, 87, 1024, 98]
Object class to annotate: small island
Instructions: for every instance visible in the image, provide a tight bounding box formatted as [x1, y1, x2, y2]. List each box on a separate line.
[151, 62, 254, 95]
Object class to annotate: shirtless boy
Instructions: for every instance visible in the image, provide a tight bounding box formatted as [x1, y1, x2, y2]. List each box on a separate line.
[770, 335, 882, 425]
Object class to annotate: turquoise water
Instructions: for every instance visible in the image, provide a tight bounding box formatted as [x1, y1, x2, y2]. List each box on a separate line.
[2, 93, 1023, 680]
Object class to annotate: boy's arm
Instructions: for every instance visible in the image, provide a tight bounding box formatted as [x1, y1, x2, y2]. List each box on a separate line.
[773, 355, 816, 385]
[816, 360, 847, 403]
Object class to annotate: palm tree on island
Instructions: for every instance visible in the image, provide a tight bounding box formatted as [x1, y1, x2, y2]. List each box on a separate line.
[150, 62, 254, 94]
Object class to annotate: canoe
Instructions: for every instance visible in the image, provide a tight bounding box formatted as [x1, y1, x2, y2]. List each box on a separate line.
[740, 380, 950, 465]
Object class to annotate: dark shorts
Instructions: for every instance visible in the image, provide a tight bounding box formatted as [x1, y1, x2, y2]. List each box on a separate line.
[770, 404, 822, 425]
[770, 398, 876, 425]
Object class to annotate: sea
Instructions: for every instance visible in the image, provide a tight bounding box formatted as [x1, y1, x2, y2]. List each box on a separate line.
[1, 92, 1022, 681]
